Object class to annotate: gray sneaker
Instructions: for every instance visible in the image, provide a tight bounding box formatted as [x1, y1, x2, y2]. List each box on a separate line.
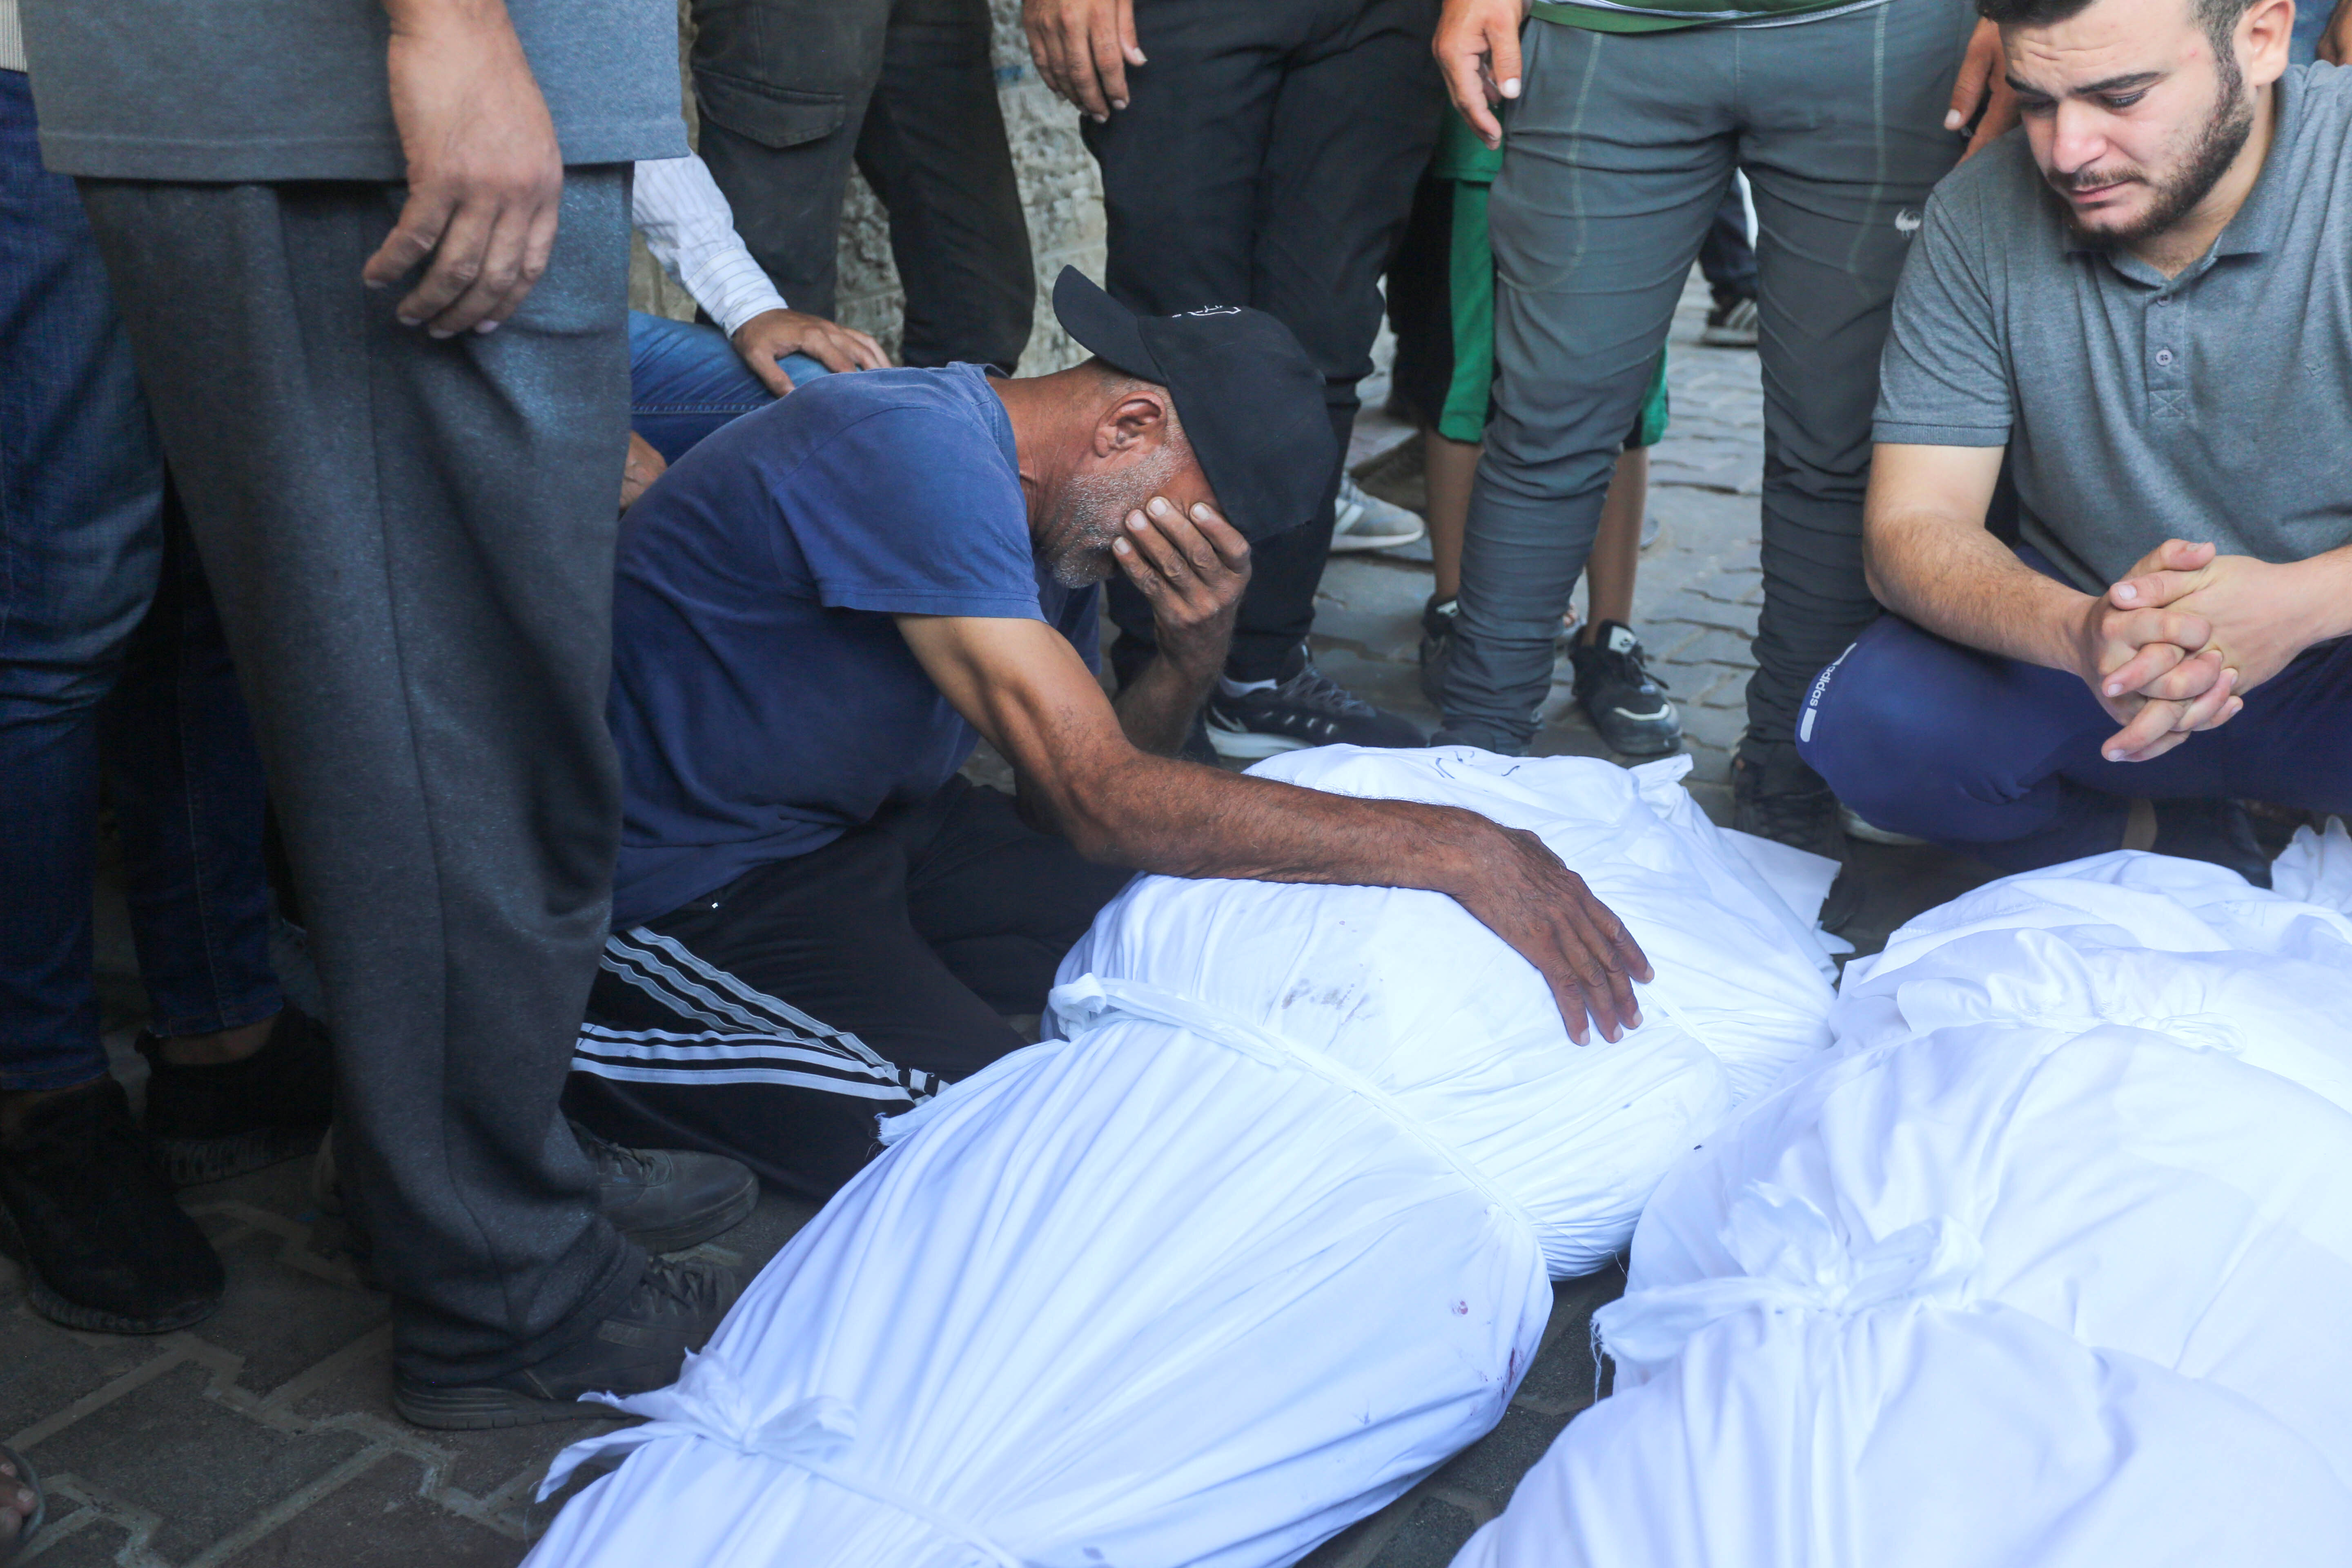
[1330, 474, 1426, 552]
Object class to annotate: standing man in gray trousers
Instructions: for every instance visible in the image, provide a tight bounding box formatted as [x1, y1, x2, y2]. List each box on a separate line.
[19, 0, 756, 1427]
[690, 0, 1037, 372]
[1431, 0, 2017, 904]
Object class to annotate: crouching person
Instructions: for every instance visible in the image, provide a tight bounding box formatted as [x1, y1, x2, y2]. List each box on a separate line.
[1797, 0, 2352, 882]
[569, 269, 1655, 1195]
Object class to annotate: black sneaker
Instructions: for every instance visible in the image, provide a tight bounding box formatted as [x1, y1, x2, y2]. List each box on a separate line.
[0, 1078, 223, 1334]
[138, 1007, 334, 1188]
[1702, 295, 1759, 348]
[1733, 744, 1861, 932]
[1419, 595, 1458, 710]
[570, 1119, 758, 1255]
[1206, 657, 1426, 760]
[1569, 622, 1683, 757]
[2151, 798, 2273, 889]
[392, 1256, 739, 1430]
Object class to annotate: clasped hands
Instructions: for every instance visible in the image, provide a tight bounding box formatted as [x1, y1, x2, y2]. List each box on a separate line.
[2076, 539, 2320, 763]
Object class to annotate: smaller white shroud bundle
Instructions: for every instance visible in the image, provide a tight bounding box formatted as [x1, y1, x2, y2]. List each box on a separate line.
[523, 747, 1838, 1568]
[1456, 846, 2352, 1568]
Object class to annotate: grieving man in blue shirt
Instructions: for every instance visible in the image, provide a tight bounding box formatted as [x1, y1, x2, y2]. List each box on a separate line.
[569, 270, 1654, 1195]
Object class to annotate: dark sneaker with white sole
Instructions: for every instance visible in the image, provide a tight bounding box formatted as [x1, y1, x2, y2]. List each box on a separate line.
[1702, 294, 1759, 348]
[2152, 798, 2273, 889]
[138, 1007, 334, 1188]
[570, 1119, 758, 1255]
[392, 1256, 739, 1430]
[0, 1078, 223, 1334]
[1569, 621, 1682, 757]
[1205, 657, 1425, 760]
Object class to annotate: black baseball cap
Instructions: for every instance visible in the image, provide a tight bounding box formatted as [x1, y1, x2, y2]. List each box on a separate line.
[1050, 267, 1337, 543]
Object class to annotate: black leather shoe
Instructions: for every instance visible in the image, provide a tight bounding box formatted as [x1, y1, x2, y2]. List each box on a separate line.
[2152, 798, 2273, 889]
[0, 1078, 223, 1334]
[392, 1256, 739, 1430]
[572, 1120, 757, 1255]
[139, 1006, 334, 1187]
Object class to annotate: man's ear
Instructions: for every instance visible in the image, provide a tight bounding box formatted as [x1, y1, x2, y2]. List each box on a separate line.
[2241, 0, 2294, 82]
[1097, 388, 1172, 460]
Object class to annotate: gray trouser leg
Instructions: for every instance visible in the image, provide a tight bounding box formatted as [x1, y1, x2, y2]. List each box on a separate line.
[1442, 2, 1970, 756]
[80, 172, 643, 1383]
[1737, 0, 1973, 757]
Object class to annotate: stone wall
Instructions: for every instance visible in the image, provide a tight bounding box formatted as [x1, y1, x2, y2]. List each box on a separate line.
[628, 0, 1106, 376]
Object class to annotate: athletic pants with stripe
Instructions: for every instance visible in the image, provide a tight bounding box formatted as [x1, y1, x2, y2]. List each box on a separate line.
[567, 777, 1134, 1196]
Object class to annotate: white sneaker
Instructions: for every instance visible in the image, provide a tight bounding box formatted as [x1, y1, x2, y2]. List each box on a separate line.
[1329, 474, 1426, 552]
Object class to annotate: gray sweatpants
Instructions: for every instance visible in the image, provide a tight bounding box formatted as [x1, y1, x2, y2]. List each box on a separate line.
[1439, 0, 1974, 757]
[79, 172, 644, 1383]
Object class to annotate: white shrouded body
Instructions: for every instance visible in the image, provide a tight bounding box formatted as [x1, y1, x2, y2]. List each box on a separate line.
[1455, 851, 2352, 1568]
[525, 747, 1835, 1568]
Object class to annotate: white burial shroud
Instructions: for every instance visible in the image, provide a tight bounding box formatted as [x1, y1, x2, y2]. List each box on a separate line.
[524, 746, 1836, 1568]
[1454, 845, 2352, 1568]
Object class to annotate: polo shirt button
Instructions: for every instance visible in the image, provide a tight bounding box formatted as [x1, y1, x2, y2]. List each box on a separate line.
[2155, 348, 2174, 365]
[2155, 296, 2170, 306]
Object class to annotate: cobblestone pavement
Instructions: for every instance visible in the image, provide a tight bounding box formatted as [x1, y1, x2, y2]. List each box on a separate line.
[7, 268, 1990, 1567]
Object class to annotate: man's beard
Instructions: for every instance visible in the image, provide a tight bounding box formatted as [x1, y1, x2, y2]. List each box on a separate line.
[2052, 49, 2253, 249]
[1040, 441, 1189, 589]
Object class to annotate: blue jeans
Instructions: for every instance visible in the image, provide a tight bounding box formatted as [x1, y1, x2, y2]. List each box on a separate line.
[0, 69, 278, 1091]
[1797, 552, 2352, 871]
[627, 310, 829, 464]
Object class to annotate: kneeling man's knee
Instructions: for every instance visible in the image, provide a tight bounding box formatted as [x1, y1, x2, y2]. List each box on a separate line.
[1795, 623, 1972, 819]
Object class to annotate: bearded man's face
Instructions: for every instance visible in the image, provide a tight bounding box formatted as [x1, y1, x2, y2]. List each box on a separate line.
[2009, 0, 2257, 248]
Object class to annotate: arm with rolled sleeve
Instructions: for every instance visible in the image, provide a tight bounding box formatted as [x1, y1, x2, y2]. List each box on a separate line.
[631, 152, 788, 337]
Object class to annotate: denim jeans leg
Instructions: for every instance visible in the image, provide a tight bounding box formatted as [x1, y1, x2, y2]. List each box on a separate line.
[0, 68, 163, 1090]
[99, 490, 281, 1040]
[627, 310, 827, 463]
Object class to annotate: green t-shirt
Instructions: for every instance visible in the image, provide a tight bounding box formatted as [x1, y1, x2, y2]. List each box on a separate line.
[1530, 0, 1887, 34]
[1431, 107, 1503, 185]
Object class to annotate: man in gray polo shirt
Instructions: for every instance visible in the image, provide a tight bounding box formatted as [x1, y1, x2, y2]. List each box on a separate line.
[1798, 0, 2352, 880]
[18, 0, 757, 1425]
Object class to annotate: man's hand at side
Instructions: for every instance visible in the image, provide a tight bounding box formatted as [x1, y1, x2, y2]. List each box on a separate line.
[1946, 18, 2022, 162]
[1434, 0, 1529, 149]
[1109, 497, 1250, 754]
[620, 430, 667, 511]
[730, 308, 890, 397]
[366, 0, 564, 338]
[894, 615, 1653, 1041]
[1024, 0, 1144, 121]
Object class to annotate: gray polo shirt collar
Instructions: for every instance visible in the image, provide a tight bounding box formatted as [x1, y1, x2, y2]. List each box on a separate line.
[2063, 67, 2303, 285]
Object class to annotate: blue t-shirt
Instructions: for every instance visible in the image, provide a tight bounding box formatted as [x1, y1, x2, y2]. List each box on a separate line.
[608, 364, 1099, 927]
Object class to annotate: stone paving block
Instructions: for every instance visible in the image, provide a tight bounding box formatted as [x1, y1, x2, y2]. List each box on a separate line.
[1431, 1403, 1575, 1508]
[1682, 714, 1748, 762]
[28, 1361, 368, 1563]
[1654, 627, 1759, 672]
[16, 1496, 138, 1568]
[1363, 1494, 1486, 1568]
[0, 1298, 168, 1445]
[182, 1227, 388, 1399]
[218, 1452, 526, 1568]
